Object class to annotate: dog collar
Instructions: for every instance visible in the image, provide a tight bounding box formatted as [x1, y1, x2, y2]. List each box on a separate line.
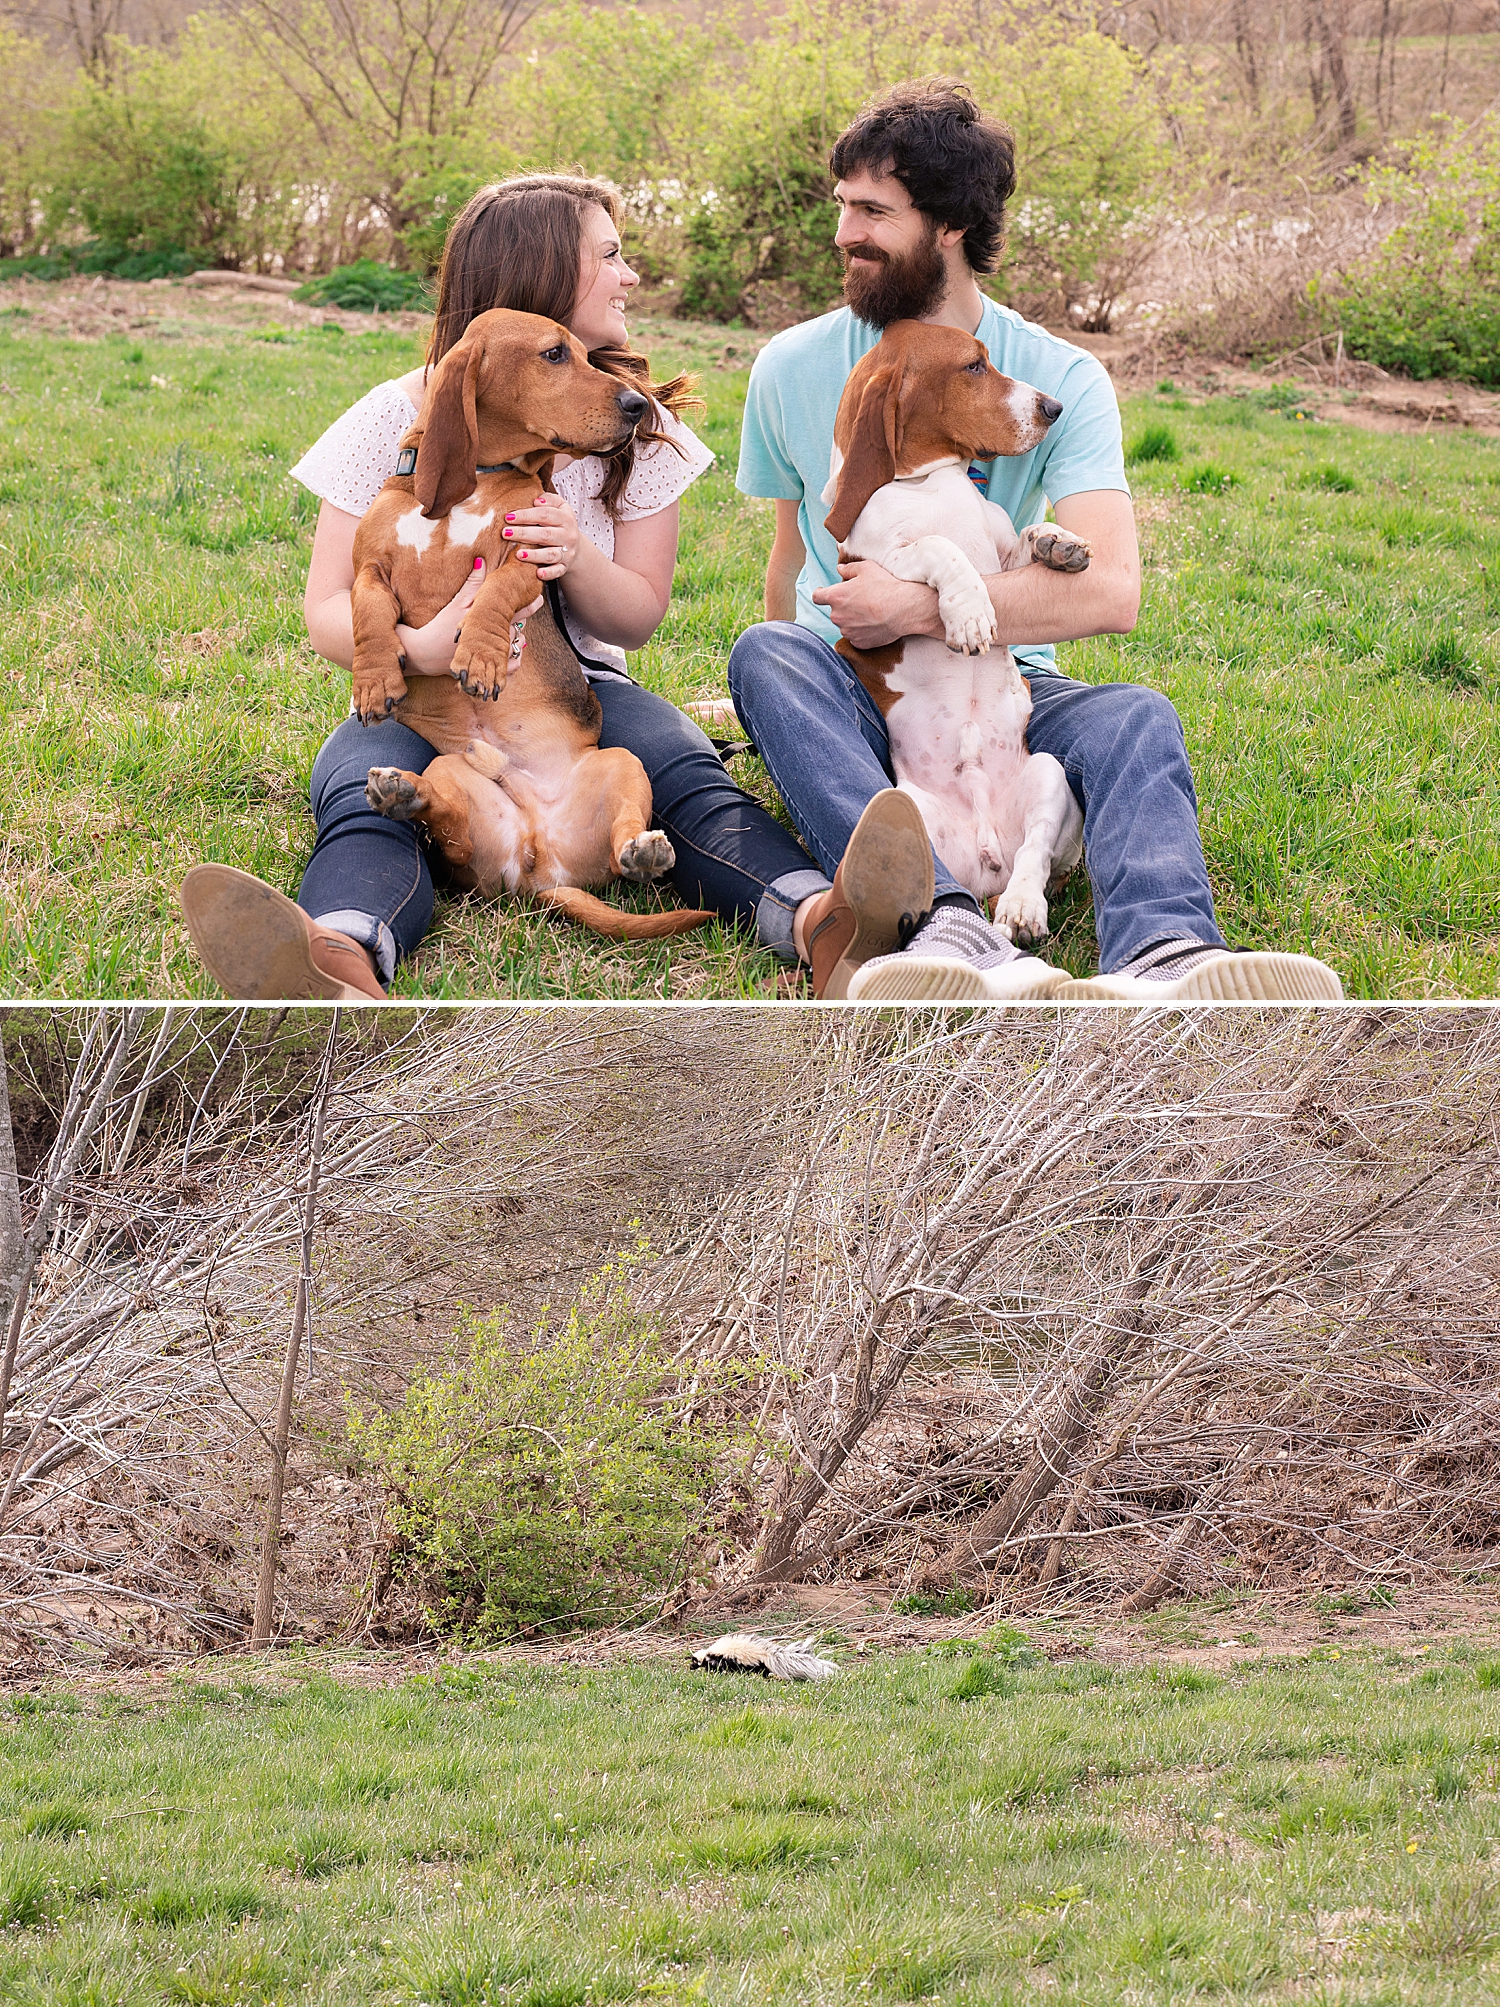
[392, 450, 530, 481]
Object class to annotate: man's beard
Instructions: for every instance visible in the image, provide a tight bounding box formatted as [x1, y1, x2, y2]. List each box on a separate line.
[841, 222, 947, 329]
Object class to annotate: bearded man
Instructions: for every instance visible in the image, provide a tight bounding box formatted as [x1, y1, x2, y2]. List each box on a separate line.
[729, 79, 1342, 1002]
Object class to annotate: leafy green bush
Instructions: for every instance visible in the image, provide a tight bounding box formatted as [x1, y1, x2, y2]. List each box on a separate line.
[986, 27, 1172, 329]
[397, 163, 495, 276]
[350, 1250, 743, 1637]
[295, 260, 431, 313]
[682, 113, 841, 322]
[497, 0, 1170, 329]
[0, 241, 196, 282]
[47, 63, 233, 262]
[1333, 114, 1500, 385]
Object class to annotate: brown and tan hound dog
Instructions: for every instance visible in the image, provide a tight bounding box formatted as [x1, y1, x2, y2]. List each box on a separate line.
[824, 320, 1091, 945]
[351, 306, 709, 940]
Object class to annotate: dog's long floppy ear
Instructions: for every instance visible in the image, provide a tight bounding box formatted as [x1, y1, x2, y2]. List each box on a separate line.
[414, 340, 482, 519]
[824, 364, 901, 544]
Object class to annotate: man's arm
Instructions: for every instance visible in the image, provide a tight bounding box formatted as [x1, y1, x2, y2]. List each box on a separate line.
[810, 490, 1141, 650]
[765, 499, 806, 622]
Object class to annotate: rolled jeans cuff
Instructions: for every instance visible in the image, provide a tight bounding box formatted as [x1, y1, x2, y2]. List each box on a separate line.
[756, 867, 833, 963]
[313, 908, 397, 987]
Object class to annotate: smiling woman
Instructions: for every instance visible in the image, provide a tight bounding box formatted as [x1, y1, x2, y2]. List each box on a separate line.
[176, 172, 830, 1000]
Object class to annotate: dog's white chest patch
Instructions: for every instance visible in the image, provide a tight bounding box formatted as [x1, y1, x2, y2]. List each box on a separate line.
[448, 502, 494, 548]
[395, 506, 438, 554]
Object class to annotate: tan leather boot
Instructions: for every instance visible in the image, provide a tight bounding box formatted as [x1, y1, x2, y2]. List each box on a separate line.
[799, 791, 935, 1000]
[180, 865, 387, 1001]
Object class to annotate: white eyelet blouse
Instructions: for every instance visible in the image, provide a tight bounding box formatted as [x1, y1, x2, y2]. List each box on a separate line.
[289, 380, 714, 681]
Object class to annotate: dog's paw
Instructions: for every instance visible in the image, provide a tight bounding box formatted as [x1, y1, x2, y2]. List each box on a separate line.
[939, 585, 997, 657]
[617, 830, 676, 882]
[365, 767, 426, 822]
[993, 882, 1050, 947]
[451, 640, 508, 703]
[1028, 526, 1091, 574]
[351, 661, 409, 725]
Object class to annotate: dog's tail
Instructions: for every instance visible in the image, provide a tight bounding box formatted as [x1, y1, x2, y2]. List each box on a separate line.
[537, 887, 714, 940]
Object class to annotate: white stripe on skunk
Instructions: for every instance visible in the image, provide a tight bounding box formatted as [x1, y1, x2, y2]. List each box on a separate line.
[690, 1633, 839, 1682]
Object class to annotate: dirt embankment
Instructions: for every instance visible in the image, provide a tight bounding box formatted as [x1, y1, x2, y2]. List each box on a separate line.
[3, 1580, 1498, 1701]
[9, 272, 1497, 438]
[1052, 326, 1500, 437]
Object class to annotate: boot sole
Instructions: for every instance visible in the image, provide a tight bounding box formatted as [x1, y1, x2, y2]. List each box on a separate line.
[180, 865, 372, 1002]
[822, 791, 937, 1000]
[1060, 951, 1344, 1004]
[847, 954, 1073, 1004]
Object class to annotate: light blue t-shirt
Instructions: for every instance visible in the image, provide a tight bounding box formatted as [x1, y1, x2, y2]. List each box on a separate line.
[736, 297, 1130, 674]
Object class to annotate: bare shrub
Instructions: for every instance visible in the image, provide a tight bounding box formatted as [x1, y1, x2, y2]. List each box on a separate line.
[0, 1006, 789, 1660]
[644, 1009, 1500, 1613]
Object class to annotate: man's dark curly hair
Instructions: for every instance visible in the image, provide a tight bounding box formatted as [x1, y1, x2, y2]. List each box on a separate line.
[829, 79, 1016, 275]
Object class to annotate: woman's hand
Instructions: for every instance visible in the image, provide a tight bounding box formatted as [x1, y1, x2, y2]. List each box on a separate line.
[396, 557, 491, 674]
[502, 494, 581, 581]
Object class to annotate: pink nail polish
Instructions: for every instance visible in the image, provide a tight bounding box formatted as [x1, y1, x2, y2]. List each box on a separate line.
[505, 513, 515, 523]
[473, 555, 483, 569]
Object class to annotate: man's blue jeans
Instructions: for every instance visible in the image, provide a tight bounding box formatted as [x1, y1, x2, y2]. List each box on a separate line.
[727, 622, 1224, 974]
[296, 681, 827, 979]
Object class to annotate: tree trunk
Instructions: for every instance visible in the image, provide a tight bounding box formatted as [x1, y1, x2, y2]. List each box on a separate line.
[1307, 0, 1357, 144]
[1232, 0, 1261, 115]
[251, 1013, 339, 1649]
[934, 1164, 1231, 1588]
[939, 1303, 1151, 1587]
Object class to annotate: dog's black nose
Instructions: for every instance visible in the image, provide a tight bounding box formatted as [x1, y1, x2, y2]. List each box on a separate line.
[617, 388, 649, 424]
[1038, 394, 1063, 426]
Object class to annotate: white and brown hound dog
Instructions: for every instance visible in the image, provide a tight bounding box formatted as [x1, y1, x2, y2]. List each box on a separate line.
[823, 319, 1090, 946]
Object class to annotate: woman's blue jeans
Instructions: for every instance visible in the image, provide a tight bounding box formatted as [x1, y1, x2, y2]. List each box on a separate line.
[726, 621, 1225, 974]
[296, 681, 827, 979]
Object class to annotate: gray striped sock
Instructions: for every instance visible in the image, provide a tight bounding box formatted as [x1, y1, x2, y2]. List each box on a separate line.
[1118, 937, 1224, 982]
[902, 903, 1023, 969]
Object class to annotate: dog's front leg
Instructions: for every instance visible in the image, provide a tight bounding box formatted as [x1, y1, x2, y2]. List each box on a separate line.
[992, 752, 1084, 945]
[880, 535, 997, 655]
[350, 562, 409, 723]
[450, 558, 541, 701]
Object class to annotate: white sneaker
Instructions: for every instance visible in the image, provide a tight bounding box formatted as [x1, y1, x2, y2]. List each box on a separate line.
[1059, 949, 1344, 1003]
[846, 950, 1073, 1003]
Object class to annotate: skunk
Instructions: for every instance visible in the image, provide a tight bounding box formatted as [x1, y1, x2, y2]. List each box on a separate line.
[690, 1632, 839, 1682]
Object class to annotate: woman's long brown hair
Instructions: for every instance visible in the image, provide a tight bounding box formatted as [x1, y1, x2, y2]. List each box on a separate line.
[428, 173, 699, 517]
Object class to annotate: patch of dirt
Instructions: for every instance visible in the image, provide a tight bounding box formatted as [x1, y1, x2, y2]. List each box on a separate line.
[0, 271, 429, 343]
[13, 277, 1491, 437]
[3, 1581, 1497, 1706]
[1052, 326, 1500, 437]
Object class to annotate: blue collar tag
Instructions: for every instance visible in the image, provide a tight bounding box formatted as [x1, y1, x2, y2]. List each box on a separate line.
[967, 462, 989, 495]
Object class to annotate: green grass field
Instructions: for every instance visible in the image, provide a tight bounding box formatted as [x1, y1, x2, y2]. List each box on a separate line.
[1, 297, 1496, 998]
[4, 1637, 1500, 2004]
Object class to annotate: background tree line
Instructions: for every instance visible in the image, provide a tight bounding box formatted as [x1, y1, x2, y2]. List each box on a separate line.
[0, 0, 1495, 375]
